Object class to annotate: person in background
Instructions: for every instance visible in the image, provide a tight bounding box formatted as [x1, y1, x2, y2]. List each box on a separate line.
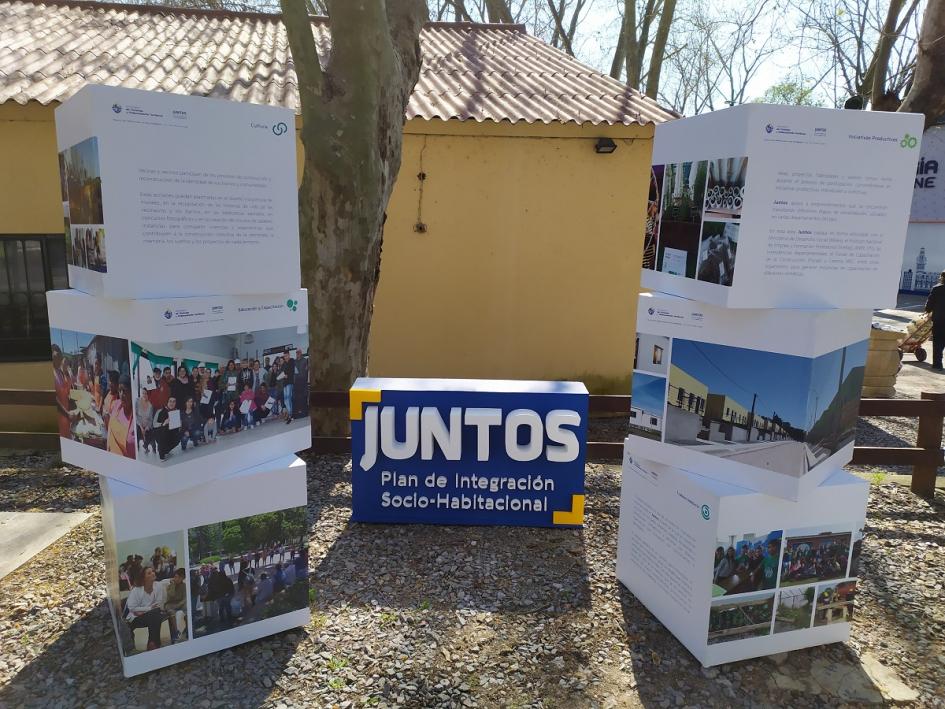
[154, 396, 181, 461]
[136, 387, 155, 454]
[164, 568, 187, 643]
[102, 371, 120, 428]
[219, 399, 241, 434]
[254, 383, 272, 425]
[107, 374, 136, 459]
[925, 270, 945, 369]
[197, 380, 218, 443]
[293, 348, 309, 419]
[171, 365, 195, 407]
[92, 359, 105, 410]
[52, 345, 78, 439]
[281, 350, 296, 425]
[238, 384, 257, 428]
[148, 367, 170, 411]
[179, 396, 203, 451]
[238, 359, 254, 392]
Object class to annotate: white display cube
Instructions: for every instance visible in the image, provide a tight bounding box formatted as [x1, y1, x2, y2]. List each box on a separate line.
[47, 288, 311, 494]
[616, 446, 867, 667]
[101, 455, 310, 677]
[630, 292, 871, 501]
[55, 85, 300, 298]
[641, 103, 923, 308]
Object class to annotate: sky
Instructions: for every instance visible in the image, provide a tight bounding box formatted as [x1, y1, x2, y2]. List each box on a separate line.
[50, 328, 95, 356]
[806, 339, 869, 425]
[69, 137, 100, 178]
[671, 338, 810, 427]
[632, 372, 667, 416]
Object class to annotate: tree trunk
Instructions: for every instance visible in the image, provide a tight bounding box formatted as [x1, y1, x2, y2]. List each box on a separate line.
[609, 12, 627, 79]
[281, 0, 426, 435]
[624, 0, 639, 88]
[898, 0, 945, 129]
[870, 0, 907, 107]
[645, 0, 677, 99]
[484, 0, 514, 23]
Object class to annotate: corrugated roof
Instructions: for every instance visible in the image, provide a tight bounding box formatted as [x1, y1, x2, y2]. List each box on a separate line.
[0, 0, 676, 125]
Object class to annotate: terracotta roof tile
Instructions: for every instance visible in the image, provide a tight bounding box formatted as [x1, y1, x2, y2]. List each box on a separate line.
[0, 0, 677, 125]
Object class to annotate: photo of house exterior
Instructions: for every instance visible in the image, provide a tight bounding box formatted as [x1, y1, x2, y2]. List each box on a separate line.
[665, 364, 708, 442]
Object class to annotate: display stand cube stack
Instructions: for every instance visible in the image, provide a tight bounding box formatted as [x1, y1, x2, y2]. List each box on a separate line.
[620, 104, 923, 666]
[49, 85, 311, 676]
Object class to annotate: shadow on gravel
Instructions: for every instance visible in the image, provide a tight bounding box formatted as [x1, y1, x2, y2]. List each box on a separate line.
[0, 598, 301, 707]
[305, 454, 592, 615]
[0, 455, 99, 513]
[312, 521, 591, 614]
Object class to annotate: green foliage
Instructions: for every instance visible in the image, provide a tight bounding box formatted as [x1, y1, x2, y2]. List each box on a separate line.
[221, 520, 245, 555]
[870, 472, 886, 486]
[804, 587, 816, 605]
[756, 80, 824, 107]
[328, 677, 345, 690]
[326, 656, 349, 671]
[188, 506, 308, 560]
[418, 599, 431, 611]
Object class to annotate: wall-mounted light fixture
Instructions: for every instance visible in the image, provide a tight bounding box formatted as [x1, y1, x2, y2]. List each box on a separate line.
[595, 137, 617, 154]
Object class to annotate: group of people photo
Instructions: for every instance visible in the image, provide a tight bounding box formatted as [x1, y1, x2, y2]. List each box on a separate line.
[112, 532, 189, 655]
[187, 507, 309, 638]
[51, 329, 136, 459]
[712, 530, 783, 597]
[132, 334, 309, 464]
[780, 528, 852, 587]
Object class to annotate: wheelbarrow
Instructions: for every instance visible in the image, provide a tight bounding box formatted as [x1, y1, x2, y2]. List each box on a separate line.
[899, 314, 933, 362]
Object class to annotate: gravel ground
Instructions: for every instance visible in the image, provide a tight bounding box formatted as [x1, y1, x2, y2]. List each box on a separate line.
[0, 448, 943, 708]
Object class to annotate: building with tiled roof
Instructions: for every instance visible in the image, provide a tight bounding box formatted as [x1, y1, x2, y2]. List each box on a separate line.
[0, 0, 674, 434]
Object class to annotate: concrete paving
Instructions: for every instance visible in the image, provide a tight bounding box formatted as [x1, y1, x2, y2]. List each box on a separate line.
[0, 511, 90, 580]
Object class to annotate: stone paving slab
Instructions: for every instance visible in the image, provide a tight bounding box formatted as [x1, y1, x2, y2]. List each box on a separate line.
[0, 511, 90, 580]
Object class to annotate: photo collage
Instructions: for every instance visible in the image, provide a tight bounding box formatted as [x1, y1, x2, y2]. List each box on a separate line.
[629, 335, 869, 477]
[51, 325, 311, 465]
[59, 136, 107, 273]
[643, 156, 747, 287]
[108, 506, 309, 657]
[707, 524, 857, 645]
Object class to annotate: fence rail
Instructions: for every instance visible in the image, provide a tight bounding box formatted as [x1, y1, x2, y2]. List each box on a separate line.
[2, 389, 943, 497]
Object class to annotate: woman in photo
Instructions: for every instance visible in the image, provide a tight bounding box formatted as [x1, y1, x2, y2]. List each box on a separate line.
[154, 396, 181, 461]
[106, 374, 136, 459]
[222, 360, 239, 409]
[238, 384, 257, 428]
[253, 382, 272, 425]
[197, 379, 218, 443]
[136, 385, 155, 454]
[219, 399, 241, 434]
[124, 567, 170, 651]
[179, 396, 203, 451]
[170, 365, 195, 409]
[714, 546, 737, 587]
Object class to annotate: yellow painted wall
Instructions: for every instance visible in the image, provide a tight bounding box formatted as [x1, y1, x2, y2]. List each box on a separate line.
[0, 102, 653, 432]
[371, 120, 651, 391]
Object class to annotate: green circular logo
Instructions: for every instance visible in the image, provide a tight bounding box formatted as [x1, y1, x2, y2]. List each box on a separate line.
[700, 504, 711, 520]
[286, 299, 298, 312]
[901, 133, 918, 148]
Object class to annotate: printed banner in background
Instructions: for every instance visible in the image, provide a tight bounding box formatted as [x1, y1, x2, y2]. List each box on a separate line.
[900, 126, 945, 293]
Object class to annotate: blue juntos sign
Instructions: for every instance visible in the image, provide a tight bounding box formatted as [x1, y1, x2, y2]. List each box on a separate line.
[350, 378, 588, 527]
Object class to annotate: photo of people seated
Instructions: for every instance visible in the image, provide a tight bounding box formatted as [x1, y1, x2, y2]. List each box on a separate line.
[780, 526, 852, 587]
[813, 580, 856, 626]
[50, 329, 135, 459]
[111, 531, 189, 655]
[130, 326, 310, 465]
[711, 530, 782, 597]
[187, 506, 308, 639]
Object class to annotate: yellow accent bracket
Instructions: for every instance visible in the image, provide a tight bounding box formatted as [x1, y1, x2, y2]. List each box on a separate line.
[552, 494, 585, 526]
[349, 389, 382, 420]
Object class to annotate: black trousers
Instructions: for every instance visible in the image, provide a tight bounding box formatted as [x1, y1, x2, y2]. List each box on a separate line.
[932, 320, 945, 367]
[933, 320, 945, 367]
